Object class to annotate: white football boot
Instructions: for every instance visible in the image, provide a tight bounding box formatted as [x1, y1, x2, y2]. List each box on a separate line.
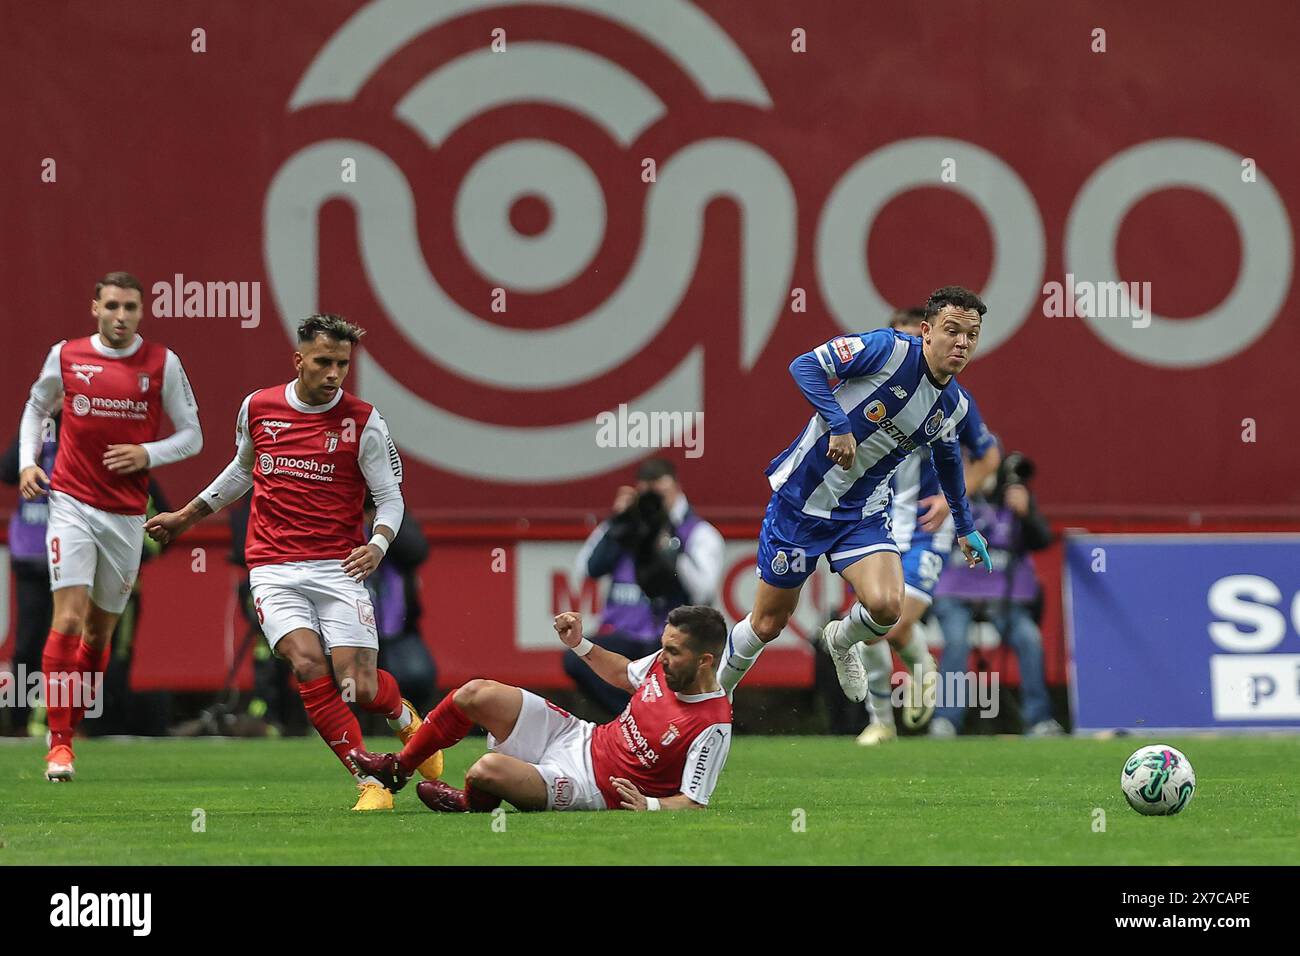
[820, 619, 868, 703]
[855, 721, 897, 746]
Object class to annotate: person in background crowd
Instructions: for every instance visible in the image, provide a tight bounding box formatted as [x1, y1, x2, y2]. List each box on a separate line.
[563, 458, 724, 718]
[928, 451, 1065, 737]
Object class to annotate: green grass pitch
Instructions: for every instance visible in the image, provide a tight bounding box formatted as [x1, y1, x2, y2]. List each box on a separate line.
[1, 735, 1295, 865]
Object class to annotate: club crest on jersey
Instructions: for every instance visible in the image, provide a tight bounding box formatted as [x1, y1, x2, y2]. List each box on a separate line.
[771, 550, 790, 575]
[890, 385, 908, 400]
[924, 408, 945, 436]
[261, 420, 292, 441]
[865, 400, 887, 423]
[324, 431, 339, 453]
[137, 373, 150, 393]
[661, 723, 681, 747]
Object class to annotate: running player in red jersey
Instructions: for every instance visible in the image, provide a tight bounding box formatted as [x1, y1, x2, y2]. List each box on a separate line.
[18, 272, 203, 782]
[350, 607, 732, 813]
[146, 314, 441, 810]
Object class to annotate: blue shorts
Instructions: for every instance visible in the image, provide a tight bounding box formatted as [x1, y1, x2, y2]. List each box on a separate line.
[901, 545, 947, 606]
[756, 493, 898, 588]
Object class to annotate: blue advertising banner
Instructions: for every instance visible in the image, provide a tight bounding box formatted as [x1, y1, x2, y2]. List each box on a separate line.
[1065, 534, 1300, 732]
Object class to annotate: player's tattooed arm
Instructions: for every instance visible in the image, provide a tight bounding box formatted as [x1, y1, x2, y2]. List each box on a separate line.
[144, 496, 212, 545]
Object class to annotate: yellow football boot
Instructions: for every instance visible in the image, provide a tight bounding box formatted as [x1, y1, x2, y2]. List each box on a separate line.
[351, 781, 394, 811]
[392, 698, 444, 780]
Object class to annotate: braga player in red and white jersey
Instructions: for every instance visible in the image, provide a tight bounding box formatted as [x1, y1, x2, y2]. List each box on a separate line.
[17, 272, 203, 783]
[349, 607, 733, 814]
[146, 314, 441, 811]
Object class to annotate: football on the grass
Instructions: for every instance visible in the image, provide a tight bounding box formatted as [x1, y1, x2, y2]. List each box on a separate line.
[1121, 744, 1196, 816]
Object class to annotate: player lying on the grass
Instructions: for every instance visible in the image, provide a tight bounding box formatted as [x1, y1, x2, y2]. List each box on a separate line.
[717, 285, 993, 707]
[856, 307, 1001, 745]
[145, 314, 441, 811]
[349, 607, 732, 812]
[18, 271, 204, 782]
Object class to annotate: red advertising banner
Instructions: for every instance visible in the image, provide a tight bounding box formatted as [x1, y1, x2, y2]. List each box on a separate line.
[1, 529, 1069, 691]
[3, 0, 1296, 524]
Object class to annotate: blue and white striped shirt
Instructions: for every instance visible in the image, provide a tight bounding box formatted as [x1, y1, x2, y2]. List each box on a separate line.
[765, 330, 975, 536]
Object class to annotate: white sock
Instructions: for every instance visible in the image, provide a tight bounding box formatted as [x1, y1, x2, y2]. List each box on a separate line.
[861, 639, 896, 728]
[835, 603, 891, 650]
[896, 624, 932, 670]
[386, 700, 415, 732]
[719, 615, 767, 695]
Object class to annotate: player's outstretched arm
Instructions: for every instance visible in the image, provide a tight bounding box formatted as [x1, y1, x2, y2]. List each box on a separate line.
[147, 395, 255, 545]
[553, 612, 636, 692]
[145, 496, 215, 546]
[931, 432, 991, 573]
[609, 777, 704, 811]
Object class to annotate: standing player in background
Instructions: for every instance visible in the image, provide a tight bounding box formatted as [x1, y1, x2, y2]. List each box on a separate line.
[856, 309, 1001, 745]
[17, 272, 203, 781]
[717, 286, 993, 704]
[146, 314, 441, 811]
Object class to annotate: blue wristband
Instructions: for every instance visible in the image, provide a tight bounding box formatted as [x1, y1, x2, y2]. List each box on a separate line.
[965, 530, 993, 574]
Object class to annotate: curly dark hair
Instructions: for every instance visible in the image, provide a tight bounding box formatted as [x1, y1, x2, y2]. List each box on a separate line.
[925, 286, 986, 319]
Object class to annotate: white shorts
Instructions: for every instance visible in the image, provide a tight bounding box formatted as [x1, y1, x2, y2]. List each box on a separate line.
[45, 490, 145, 615]
[248, 560, 378, 653]
[488, 690, 606, 811]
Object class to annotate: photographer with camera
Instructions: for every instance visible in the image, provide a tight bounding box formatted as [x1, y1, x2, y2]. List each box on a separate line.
[564, 458, 724, 717]
[928, 450, 1064, 737]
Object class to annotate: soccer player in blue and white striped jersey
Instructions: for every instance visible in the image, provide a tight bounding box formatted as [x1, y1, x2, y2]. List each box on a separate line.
[718, 287, 993, 702]
[857, 308, 1002, 743]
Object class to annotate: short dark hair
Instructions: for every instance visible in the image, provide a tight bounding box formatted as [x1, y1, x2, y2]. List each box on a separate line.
[95, 271, 143, 299]
[889, 307, 927, 330]
[925, 286, 986, 320]
[297, 313, 365, 346]
[636, 457, 677, 483]
[666, 605, 727, 658]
